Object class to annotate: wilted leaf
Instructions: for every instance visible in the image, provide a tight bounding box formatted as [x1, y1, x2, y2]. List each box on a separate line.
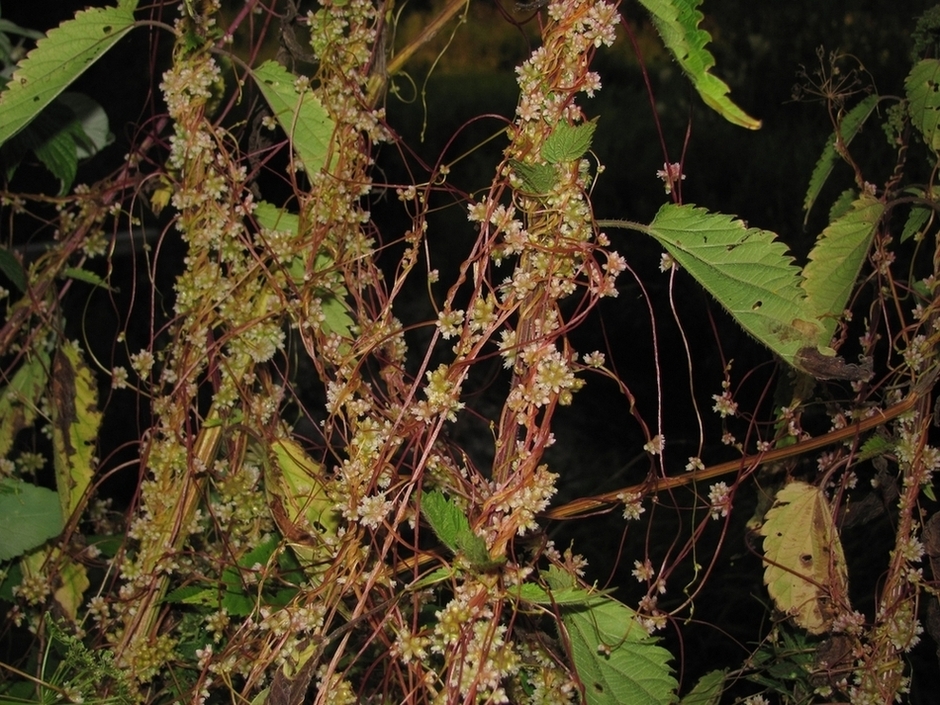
[760, 481, 850, 634]
[51, 341, 101, 520]
[0, 350, 50, 458]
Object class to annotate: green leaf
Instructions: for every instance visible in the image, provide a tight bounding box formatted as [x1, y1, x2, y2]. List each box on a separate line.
[0, 1, 138, 148]
[679, 670, 725, 705]
[252, 60, 335, 175]
[420, 489, 467, 555]
[221, 536, 280, 616]
[901, 203, 931, 243]
[0, 246, 27, 292]
[62, 266, 113, 290]
[50, 341, 101, 520]
[541, 119, 597, 164]
[510, 159, 556, 195]
[0, 350, 50, 458]
[562, 595, 678, 705]
[0, 478, 63, 561]
[59, 92, 113, 159]
[636, 0, 760, 130]
[646, 203, 817, 367]
[800, 194, 883, 343]
[858, 434, 893, 461]
[906, 58, 940, 152]
[511, 580, 608, 606]
[803, 94, 879, 220]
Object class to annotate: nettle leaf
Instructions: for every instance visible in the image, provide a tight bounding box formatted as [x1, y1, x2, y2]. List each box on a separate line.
[562, 595, 678, 705]
[252, 60, 335, 175]
[801, 194, 883, 343]
[221, 535, 281, 616]
[0, 478, 63, 561]
[646, 203, 817, 367]
[0, 350, 50, 458]
[509, 159, 556, 195]
[0, 0, 138, 148]
[637, 0, 760, 130]
[759, 481, 850, 635]
[906, 58, 940, 152]
[50, 341, 101, 520]
[901, 201, 932, 243]
[679, 670, 726, 705]
[512, 580, 610, 606]
[0, 246, 27, 292]
[804, 94, 879, 220]
[541, 119, 597, 164]
[420, 489, 468, 555]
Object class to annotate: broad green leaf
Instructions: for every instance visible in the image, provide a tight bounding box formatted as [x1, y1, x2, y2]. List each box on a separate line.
[801, 194, 883, 343]
[541, 120, 597, 164]
[803, 95, 879, 220]
[562, 595, 678, 705]
[646, 203, 817, 367]
[636, 0, 760, 129]
[0, 350, 50, 458]
[679, 670, 725, 705]
[0, 246, 27, 292]
[254, 199, 299, 234]
[50, 341, 101, 520]
[252, 60, 335, 175]
[0, 478, 63, 561]
[759, 481, 849, 635]
[906, 58, 940, 152]
[0, 1, 138, 148]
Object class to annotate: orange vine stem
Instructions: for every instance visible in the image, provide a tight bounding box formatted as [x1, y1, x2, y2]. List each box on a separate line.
[543, 382, 931, 521]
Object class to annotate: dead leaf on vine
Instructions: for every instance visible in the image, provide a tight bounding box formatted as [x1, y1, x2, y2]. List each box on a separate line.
[759, 481, 850, 634]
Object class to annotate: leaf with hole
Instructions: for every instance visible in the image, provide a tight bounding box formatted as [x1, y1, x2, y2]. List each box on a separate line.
[759, 481, 850, 634]
[561, 594, 678, 705]
[0, 0, 137, 148]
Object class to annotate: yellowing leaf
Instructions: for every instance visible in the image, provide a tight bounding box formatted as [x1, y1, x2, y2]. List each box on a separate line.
[53, 556, 90, 621]
[51, 341, 101, 520]
[759, 481, 850, 634]
[264, 437, 340, 568]
[0, 350, 50, 458]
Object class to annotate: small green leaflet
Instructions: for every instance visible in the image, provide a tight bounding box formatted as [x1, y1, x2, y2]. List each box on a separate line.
[0, 0, 138, 148]
[252, 60, 335, 175]
[510, 159, 556, 195]
[0, 478, 63, 561]
[636, 0, 760, 130]
[562, 596, 678, 705]
[906, 58, 940, 152]
[420, 489, 503, 570]
[541, 120, 597, 164]
[804, 94, 879, 220]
